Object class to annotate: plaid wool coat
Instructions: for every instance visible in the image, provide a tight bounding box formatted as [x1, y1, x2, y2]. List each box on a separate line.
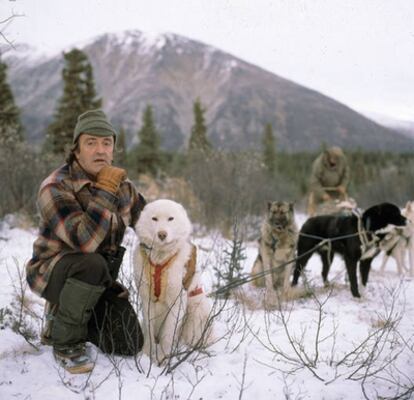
[26, 161, 145, 296]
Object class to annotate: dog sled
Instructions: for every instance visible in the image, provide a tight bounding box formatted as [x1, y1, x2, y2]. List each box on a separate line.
[307, 189, 357, 217]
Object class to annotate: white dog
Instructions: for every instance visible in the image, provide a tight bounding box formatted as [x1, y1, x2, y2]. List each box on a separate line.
[133, 199, 213, 364]
[379, 201, 414, 276]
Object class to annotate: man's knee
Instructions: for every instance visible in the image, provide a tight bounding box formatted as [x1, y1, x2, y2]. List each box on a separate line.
[65, 253, 112, 286]
[83, 253, 107, 272]
[43, 252, 111, 305]
[72, 253, 112, 286]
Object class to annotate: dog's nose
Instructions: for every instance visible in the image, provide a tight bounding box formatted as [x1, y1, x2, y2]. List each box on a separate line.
[158, 230, 167, 241]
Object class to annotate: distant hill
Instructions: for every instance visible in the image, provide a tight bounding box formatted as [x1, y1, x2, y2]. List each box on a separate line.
[361, 111, 414, 140]
[4, 30, 414, 152]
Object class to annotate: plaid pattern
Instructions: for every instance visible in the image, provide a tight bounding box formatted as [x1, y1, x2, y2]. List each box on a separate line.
[26, 161, 145, 296]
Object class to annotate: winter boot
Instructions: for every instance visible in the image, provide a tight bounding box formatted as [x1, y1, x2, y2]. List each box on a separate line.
[51, 278, 105, 374]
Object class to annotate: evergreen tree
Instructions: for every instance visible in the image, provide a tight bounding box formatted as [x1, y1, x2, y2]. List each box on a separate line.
[114, 127, 128, 168]
[213, 223, 246, 299]
[44, 48, 101, 155]
[188, 98, 211, 154]
[134, 105, 162, 176]
[0, 59, 23, 147]
[262, 123, 277, 176]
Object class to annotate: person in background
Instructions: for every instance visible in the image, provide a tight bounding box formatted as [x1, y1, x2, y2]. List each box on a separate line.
[307, 146, 350, 216]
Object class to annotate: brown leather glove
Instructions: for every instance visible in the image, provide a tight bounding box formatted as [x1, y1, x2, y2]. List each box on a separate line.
[95, 165, 127, 195]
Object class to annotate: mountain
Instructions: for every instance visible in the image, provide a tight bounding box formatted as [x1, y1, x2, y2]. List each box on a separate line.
[360, 111, 414, 139]
[4, 30, 414, 152]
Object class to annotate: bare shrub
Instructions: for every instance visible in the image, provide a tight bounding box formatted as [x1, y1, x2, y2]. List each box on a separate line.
[184, 151, 299, 233]
[354, 161, 414, 208]
[254, 281, 414, 399]
[5, 258, 43, 348]
[0, 143, 60, 218]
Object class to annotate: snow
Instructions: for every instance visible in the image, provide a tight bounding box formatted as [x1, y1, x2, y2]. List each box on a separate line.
[2, 43, 50, 68]
[0, 214, 413, 399]
[99, 30, 190, 55]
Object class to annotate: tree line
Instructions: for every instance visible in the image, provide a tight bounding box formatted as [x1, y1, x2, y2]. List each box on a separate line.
[1, 48, 413, 227]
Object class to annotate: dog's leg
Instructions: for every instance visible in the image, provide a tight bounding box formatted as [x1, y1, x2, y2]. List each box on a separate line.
[393, 244, 407, 275]
[292, 238, 315, 286]
[182, 295, 213, 347]
[142, 302, 157, 360]
[345, 259, 360, 298]
[153, 301, 184, 365]
[320, 249, 334, 286]
[251, 255, 265, 287]
[261, 246, 279, 308]
[360, 258, 372, 287]
[157, 319, 177, 364]
[379, 252, 389, 274]
[409, 238, 414, 276]
[282, 263, 293, 298]
[182, 271, 213, 347]
[261, 246, 274, 291]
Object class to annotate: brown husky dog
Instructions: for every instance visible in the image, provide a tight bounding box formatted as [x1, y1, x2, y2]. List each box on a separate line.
[251, 201, 298, 300]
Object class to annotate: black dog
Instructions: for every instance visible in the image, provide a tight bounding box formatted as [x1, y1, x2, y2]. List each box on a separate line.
[291, 203, 406, 297]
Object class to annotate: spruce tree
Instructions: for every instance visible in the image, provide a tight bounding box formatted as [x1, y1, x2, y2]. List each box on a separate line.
[134, 105, 162, 176]
[188, 98, 211, 154]
[262, 123, 277, 177]
[114, 127, 128, 168]
[44, 48, 101, 155]
[0, 59, 23, 147]
[213, 224, 246, 299]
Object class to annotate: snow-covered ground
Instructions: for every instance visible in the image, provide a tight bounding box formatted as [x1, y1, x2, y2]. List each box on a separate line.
[0, 214, 413, 400]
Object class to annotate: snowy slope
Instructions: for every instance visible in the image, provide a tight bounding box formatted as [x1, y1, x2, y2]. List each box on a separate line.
[7, 29, 414, 152]
[0, 214, 413, 400]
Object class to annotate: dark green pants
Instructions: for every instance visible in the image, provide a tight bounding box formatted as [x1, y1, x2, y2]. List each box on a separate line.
[43, 252, 143, 356]
[43, 253, 112, 305]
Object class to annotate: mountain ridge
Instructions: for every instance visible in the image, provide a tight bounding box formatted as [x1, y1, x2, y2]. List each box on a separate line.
[4, 30, 414, 152]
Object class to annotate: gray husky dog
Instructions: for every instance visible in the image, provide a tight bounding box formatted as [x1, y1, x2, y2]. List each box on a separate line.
[251, 201, 298, 300]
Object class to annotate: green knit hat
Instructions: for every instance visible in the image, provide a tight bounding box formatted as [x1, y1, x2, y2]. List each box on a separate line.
[73, 109, 117, 144]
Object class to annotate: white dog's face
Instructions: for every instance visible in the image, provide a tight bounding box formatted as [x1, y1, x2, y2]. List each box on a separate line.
[136, 199, 192, 248]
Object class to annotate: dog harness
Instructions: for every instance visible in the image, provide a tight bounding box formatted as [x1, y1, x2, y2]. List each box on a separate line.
[353, 209, 408, 260]
[351, 209, 379, 259]
[140, 244, 201, 302]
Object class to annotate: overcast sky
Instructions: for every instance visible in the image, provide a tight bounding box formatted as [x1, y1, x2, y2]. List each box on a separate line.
[1, 0, 414, 120]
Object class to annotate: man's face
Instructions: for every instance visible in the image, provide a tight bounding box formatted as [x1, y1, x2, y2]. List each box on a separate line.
[324, 151, 338, 168]
[75, 134, 114, 177]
